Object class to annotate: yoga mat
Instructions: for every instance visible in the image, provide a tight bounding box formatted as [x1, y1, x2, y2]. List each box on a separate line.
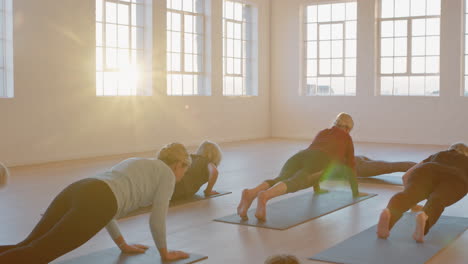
[57, 247, 207, 264]
[309, 213, 468, 264]
[358, 175, 403, 186]
[121, 191, 231, 219]
[214, 191, 376, 230]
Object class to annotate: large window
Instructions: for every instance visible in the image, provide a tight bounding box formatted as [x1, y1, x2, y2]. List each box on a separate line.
[304, 1, 357, 96]
[0, 0, 13, 98]
[167, 0, 206, 96]
[379, 0, 440, 96]
[223, 0, 257, 96]
[96, 0, 152, 96]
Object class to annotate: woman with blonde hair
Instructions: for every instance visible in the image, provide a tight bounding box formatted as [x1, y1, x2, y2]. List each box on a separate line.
[0, 143, 192, 263]
[237, 113, 362, 221]
[377, 143, 468, 243]
[172, 140, 223, 200]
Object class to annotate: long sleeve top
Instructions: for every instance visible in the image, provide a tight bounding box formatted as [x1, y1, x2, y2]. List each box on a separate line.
[308, 126, 358, 195]
[93, 158, 175, 249]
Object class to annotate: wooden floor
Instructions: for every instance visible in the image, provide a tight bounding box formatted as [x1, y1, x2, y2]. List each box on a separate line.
[1, 139, 467, 264]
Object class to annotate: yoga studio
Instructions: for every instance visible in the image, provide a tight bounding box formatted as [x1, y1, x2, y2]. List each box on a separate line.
[0, 0, 467, 263]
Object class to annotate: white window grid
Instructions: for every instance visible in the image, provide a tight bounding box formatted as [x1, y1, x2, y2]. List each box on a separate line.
[304, 1, 357, 96]
[167, 0, 205, 96]
[223, 0, 254, 96]
[378, 0, 440, 96]
[96, 0, 152, 96]
[464, 0, 468, 96]
[0, 0, 13, 98]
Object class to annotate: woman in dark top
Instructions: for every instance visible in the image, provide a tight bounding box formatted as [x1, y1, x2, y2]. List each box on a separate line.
[171, 140, 222, 200]
[377, 143, 468, 243]
[237, 113, 364, 221]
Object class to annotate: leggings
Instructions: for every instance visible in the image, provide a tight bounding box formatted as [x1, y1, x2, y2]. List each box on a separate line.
[0, 178, 117, 264]
[386, 163, 467, 234]
[265, 149, 332, 193]
[355, 155, 416, 177]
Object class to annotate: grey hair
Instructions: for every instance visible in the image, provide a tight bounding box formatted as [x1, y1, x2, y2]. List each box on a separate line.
[157, 143, 192, 167]
[333, 112, 354, 131]
[196, 140, 223, 166]
[448, 143, 468, 157]
[0, 162, 9, 189]
[264, 254, 300, 264]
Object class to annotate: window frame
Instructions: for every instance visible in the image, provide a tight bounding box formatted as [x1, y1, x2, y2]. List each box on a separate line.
[166, 0, 206, 96]
[377, 0, 441, 96]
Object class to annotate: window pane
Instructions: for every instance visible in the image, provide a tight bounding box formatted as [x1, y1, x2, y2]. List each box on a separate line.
[426, 18, 440, 36]
[381, 21, 393, 37]
[185, 14, 194, 33]
[331, 24, 343, 40]
[319, 24, 331, 40]
[394, 37, 407, 56]
[394, 20, 407, 37]
[346, 39, 356, 57]
[307, 41, 317, 59]
[118, 25, 129, 48]
[307, 24, 318, 41]
[346, 2, 357, 20]
[118, 3, 129, 25]
[345, 58, 356, 76]
[426, 36, 439, 55]
[317, 77, 331, 95]
[345, 21, 356, 39]
[409, 76, 425, 96]
[427, 0, 441, 16]
[381, 77, 393, 95]
[412, 19, 425, 36]
[411, 0, 426, 17]
[106, 2, 117, 23]
[331, 3, 345, 21]
[331, 59, 343, 74]
[319, 41, 331, 58]
[412, 57, 425, 73]
[307, 6, 318, 23]
[394, 76, 409, 95]
[307, 59, 317, 76]
[412, 37, 425, 56]
[331, 77, 345, 95]
[318, 4, 331, 22]
[381, 0, 394, 18]
[425, 76, 439, 96]
[381, 58, 394, 74]
[320, 59, 331, 74]
[331, 40, 343, 58]
[381, 38, 394, 57]
[425, 56, 439, 73]
[394, 0, 409, 17]
[394, 57, 406, 73]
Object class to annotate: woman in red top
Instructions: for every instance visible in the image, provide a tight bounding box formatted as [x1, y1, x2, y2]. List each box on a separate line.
[237, 113, 362, 221]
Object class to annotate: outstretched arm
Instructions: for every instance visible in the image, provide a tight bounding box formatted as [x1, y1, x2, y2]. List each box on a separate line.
[106, 220, 148, 254]
[204, 163, 219, 196]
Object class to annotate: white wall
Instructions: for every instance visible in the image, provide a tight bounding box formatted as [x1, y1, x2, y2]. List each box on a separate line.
[271, 0, 468, 146]
[0, 0, 271, 166]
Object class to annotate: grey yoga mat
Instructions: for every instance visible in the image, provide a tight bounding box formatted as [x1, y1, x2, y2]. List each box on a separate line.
[57, 247, 207, 264]
[121, 191, 232, 219]
[358, 175, 403, 186]
[214, 191, 376, 230]
[309, 213, 468, 264]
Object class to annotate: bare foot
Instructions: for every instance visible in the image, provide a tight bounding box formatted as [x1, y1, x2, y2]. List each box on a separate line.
[255, 191, 268, 221]
[413, 212, 428, 243]
[377, 208, 391, 239]
[410, 204, 423, 213]
[237, 189, 256, 220]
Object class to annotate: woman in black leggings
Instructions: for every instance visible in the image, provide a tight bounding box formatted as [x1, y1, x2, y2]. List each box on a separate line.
[377, 143, 468, 242]
[0, 143, 192, 263]
[237, 113, 365, 221]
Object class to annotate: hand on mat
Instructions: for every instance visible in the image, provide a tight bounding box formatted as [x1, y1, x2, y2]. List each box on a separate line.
[163, 250, 190, 260]
[204, 190, 220, 196]
[357, 192, 369, 197]
[120, 243, 149, 254]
